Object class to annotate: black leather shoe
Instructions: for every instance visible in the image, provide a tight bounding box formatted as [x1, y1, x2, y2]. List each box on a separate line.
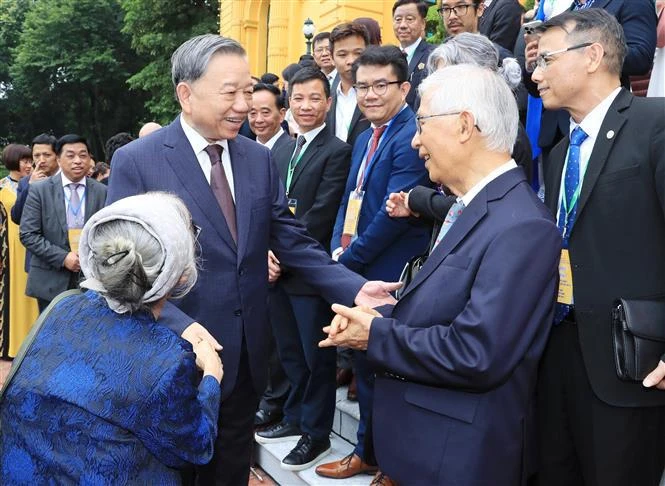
[254, 420, 302, 444]
[254, 408, 282, 427]
[281, 434, 331, 471]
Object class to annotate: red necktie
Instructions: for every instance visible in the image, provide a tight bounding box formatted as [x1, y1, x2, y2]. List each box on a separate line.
[204, 144, 237, 244]
[341, 125, 388, 250]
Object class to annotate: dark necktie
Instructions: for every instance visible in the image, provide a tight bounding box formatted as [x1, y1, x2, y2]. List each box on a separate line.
[553, 126, 589, 324]
[66, 183, 83, 229]
[286, 135, 307, 196]
[204, 144, 237, 244]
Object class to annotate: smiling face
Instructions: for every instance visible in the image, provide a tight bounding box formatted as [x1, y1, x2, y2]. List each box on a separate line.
[58, 142, 90, 183]
[393, 3, 426, 48]
[355, 64, 409, 126]
[248, 90, 285, 143]
[289, 79, 331, 132]
[177, 53, 253, 142]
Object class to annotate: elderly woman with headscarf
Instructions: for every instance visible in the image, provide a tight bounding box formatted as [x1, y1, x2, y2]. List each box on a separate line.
[0, 192, 223, 485]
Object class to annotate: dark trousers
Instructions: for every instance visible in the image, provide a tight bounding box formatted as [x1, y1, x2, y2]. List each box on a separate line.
[271, 285, 336, 441]
[195, 342, 259, 486]
[259, 290, 290, 414]
[37, 298, 49, 313]
[536, 320, 665, 486]
[352, 349, 375, 462]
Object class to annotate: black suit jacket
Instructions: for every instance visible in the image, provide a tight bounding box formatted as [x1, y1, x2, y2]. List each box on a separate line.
[479, 0, 524, 51]
[326, 77, 370, 149]
[544, 90, 665, 407]
[270, 130, 292, 154]
[273, 125, 352, 294]
[405, 40, 435, 111]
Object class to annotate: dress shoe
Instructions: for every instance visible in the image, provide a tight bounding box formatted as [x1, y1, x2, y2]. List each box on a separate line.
[315, 452, 378, 479]
[254, 420, 302, 444]
[254, 408, 282, 427]
[336, 367, 353, 387]
[346, 375, 358, 401]
[280, 434, 331, 471]
[370, 470, 398, 485]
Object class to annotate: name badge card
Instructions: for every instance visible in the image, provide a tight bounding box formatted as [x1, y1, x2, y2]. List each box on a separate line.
[343, 190, 365, 237]
[287, 198, 298, 215]
[557, 249, 574, 305]
[68, 229, 82, 255]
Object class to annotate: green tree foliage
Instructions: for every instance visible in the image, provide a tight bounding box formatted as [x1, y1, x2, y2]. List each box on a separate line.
[426, 4, 446, 45]
[2, 0, 148, 157]
[120, 0, 220, 124]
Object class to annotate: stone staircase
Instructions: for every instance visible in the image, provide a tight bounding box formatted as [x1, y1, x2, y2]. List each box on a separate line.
[255, 386, 372, 485]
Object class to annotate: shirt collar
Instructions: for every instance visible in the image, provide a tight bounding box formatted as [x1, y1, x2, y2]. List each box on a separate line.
[401, 37, 422, 59]
[61, 172, 87, 188]
[370, 104, 408, 130]
[299, 123, 326, 144]
[569, 87, 621, 142]
[259, 128, 285, 149]
[336, 81, 356, 99]
[180, 115, 230, 158]
[460, 159, 517, 207]
[327, 68, 338, 83]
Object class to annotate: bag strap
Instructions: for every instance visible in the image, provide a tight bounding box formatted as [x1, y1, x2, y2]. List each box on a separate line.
[0, 289, 82, 401]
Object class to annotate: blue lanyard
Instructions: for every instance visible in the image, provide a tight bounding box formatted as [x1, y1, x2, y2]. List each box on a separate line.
[572, 0, 595, 11]
[65, 187, 86, 217]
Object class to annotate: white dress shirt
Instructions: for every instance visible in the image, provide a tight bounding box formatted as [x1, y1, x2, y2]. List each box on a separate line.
[335, 82, 358, 142]
[401, 37, 422, 65]
[460, 159, 518, 207]
[61, 173, 87, 219]
[258, 128, 285, 150]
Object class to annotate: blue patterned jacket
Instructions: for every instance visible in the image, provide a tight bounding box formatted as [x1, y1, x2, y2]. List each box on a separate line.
[0, 291, 221, 485]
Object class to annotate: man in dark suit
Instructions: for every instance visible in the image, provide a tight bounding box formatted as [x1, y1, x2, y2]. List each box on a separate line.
[532, 10, 665, 485]
[523, 0, 657, 156]
[316, 45, 432, 483]
[20, 134, 107, 311]
[107, 34, 397, 485]
[391, 0, 435, 111]
[248, 83, 291, 152]
[326, 22, 371, 148]
[478, 0, 524, 51]
[255, 67, 352, 470]
[320, 64, 561, 485]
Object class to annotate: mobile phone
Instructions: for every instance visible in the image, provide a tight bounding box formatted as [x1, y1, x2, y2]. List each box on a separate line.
[524, 20, 543, 36]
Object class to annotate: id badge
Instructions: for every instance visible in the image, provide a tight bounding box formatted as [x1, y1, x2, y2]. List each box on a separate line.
[343, 190, 364, 237]
[68, 229, 82, 254]
[287, 198, 298, 215]
[557, 249, 574, 305]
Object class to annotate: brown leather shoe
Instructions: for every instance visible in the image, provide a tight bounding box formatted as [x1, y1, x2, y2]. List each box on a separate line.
[346, 375, 358, 401]
[370, 470, 397, 486]
[315, 452, 378, 479]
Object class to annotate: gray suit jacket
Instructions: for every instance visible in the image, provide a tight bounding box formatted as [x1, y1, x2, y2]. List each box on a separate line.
[20, 174, 107, 301]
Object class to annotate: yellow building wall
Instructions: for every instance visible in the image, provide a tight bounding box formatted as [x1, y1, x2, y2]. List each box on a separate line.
[220, 0, 400, 77]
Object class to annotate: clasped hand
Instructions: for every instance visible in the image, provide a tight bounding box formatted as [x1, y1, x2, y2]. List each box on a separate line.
[319, 304, 382, 350]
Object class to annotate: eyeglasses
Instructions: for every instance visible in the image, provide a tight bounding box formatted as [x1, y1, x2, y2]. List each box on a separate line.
[437, 4, 474, 18]
[314, 46, 330, 54]
[415, 111, 482, 134]
[354, 80, 402, 97]
[533, 42, 593, 71]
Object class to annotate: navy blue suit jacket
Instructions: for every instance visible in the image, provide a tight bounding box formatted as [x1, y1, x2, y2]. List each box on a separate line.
[107, 117, 365, 400]
[367, 168, 561, 485]
[331, 106, 432, 280]
[405, 40, 435, 111]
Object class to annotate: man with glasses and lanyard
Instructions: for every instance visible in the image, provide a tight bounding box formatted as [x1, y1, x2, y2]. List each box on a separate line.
[532, 10, 665, 485]
[316, 45, 432, 485]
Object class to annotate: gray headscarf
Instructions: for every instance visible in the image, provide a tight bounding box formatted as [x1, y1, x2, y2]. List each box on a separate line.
[79, 192, 198, 313]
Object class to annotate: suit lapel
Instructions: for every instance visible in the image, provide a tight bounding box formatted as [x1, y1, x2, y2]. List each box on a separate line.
[83, 178, 98, 223]
[276, 139, 296, 183]
[228, 138, 252, 259]
[362, 107, 412, 187]
[51, 174, 68, 238]
[575, 89, 630, 222]
[290, 129, 326, 190]
[162, 122, 238, 254]
[408, 41, 425, 75]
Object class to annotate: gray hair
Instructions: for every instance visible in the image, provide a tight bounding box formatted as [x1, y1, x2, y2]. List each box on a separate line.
[80, 192, 198, 313]
[171, 34, 246, 88]
[419, 64, 518, 154]
[427, 33, 522, 91]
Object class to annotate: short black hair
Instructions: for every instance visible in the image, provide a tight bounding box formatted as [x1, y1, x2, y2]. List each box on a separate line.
[352, 45, 409, 84]
[253, 82, 285, 110]
[105, 132, 134, 163]
[260, 72, 279, 84]
[55, 134, 89, 156]
[31, 133, 57, 151]
[282, 63, 302, 83]
[392, 0, 428, 18]
[330, 22, 370, 54]
[288, 66, 331, 98]
[312, 32, 331, 48]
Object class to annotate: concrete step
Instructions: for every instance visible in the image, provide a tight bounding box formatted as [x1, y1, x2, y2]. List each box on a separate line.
[255, 385, 369, 485]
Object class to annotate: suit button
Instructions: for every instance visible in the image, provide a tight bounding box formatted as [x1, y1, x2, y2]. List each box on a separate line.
[238, 269, 245, 276]
[234, 309, 242, 317]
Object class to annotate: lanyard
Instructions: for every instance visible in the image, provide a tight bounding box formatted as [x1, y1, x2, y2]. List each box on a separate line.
[559, 154, 587, 237]
[285, 151, 305, 195]
[65, 187, 86, 217]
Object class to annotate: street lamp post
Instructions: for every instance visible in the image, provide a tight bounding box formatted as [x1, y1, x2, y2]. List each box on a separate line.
[303, 18, 315, 55]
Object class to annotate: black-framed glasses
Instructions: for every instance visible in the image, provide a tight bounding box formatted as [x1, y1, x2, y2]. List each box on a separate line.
[354, 80, 403, 97]
[534, 42, 593, 71]
[437, 4, 474, 18]
[415, 111, 482, 134]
